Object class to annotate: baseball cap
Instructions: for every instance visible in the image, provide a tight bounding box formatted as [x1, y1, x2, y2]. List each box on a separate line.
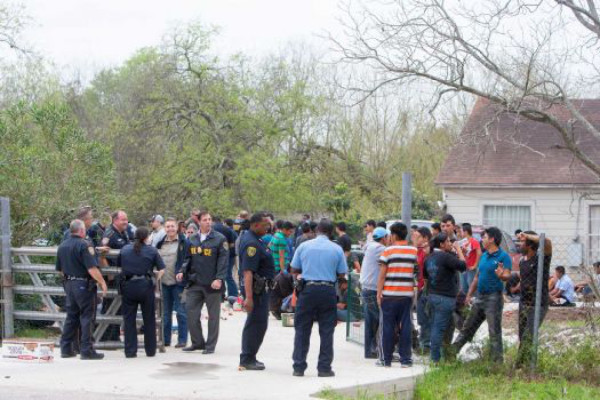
[372, 227, 389, 240]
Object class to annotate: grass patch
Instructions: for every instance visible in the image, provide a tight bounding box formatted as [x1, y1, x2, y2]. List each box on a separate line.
[415, 362, 600, 400]
[415, 338, 600, 400]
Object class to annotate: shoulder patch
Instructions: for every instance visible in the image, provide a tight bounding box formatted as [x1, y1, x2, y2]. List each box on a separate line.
[247, 246, 257, 257]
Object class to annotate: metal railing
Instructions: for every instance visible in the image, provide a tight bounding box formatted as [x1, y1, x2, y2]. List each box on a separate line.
[3, 245, 156, 349]
[1, 198, 161, 349]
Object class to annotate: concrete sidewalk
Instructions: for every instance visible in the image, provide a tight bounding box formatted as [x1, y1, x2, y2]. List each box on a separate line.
[0, 311, 424, 400]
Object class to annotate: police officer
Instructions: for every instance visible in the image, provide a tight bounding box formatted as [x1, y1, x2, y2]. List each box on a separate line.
[290, 219, 348, 377]
[99, 210, 131, 341]
[238, 212, 275, 371]
[177, 211, 228, 354]
[62, 207, 94, 242]
[56, 219, 108, 360]
[117, 227, 165, 358]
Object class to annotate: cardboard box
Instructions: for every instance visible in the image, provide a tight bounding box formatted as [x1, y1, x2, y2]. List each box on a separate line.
[1, 341, 55, 362]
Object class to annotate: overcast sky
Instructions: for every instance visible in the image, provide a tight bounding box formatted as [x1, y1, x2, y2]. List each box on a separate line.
[21, 0, 341, 75]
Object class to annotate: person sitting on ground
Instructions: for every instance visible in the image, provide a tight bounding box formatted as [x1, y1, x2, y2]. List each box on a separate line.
[269, 267, 294, 320]
[336, 279, 351, 322]
[576, 261, 600, 298]
[550, 266, 576, 306]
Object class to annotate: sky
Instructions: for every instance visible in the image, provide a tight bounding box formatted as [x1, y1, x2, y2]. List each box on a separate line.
[21, 0, 342, 75]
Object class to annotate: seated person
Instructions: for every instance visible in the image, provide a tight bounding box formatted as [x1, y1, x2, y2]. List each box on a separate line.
[505, 272, 521, 302]
[550, 266, 576, 306]
[576, 262, 600, 298]
[336, 280, 349, 322]
[269, 271, 294, 320]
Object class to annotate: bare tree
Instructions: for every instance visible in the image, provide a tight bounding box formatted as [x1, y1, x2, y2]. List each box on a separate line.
[0, 2, 28, 53]
[332, 0, 600, 177]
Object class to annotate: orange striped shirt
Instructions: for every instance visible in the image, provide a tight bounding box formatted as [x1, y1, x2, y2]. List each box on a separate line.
[379, 241, 418, 298]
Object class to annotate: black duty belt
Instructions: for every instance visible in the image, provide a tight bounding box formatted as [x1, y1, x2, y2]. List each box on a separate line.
[65, 275, 90, 281]
[306, 280, 335, 287]
[124, 274, 151, 281]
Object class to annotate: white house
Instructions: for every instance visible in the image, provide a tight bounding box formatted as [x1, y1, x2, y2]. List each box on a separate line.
[436, 98, 600, 267]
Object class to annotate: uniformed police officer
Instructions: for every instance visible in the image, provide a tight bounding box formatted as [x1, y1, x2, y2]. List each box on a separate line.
[117, 227, 165, 358]
[178, 211, 228, 354]
[238, 212, 275, 371]
[99, 210, 131, 341]
[62, 207, 94, 242]
[290, 219, 348, 377]
[56, 219, 108, 360]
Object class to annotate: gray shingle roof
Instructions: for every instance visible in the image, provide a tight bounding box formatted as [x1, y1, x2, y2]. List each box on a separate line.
[436, 97, 600, 186]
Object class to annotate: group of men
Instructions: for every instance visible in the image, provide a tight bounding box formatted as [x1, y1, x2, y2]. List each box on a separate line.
[359, 214, 555, 366]
[56, 207, 354, 376]
[55, 205, 566, 374]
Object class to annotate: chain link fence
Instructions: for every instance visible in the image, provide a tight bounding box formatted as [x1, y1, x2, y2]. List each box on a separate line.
[346, 272, 364, 345]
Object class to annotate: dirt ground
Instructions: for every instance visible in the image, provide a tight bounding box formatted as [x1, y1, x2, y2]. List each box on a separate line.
[503, 306, 600, 333]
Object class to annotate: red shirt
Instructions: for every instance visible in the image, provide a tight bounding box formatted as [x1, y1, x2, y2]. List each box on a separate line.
[463, 237, 481, 270]
[417, 247, 427, 290]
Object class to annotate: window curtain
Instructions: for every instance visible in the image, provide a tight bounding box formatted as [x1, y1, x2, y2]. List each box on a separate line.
[483, 205, 531, 234]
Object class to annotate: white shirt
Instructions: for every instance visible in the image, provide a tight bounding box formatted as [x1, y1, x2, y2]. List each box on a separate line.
[200, 230, 211, 242]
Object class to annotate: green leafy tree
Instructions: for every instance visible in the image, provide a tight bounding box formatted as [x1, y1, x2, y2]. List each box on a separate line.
[0, 100, 118, 245]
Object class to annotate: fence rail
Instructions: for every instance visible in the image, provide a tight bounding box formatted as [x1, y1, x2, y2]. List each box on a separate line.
[2, 245, 162, 349]
[0, 197, 161, 351]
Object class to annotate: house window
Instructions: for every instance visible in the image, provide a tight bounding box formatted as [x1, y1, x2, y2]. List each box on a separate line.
[483, 205, 531, 234]
[589, 206, 600, 263]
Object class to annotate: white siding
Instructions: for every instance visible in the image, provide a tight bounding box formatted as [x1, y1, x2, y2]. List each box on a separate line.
[443, 187, 600, 240]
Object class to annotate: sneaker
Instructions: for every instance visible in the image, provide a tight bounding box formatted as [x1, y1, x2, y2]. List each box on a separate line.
[318, 370, 335, 378]
[401, 362, 413, 368]
[293, 370, 304, 377]
[182, 345, 205, 352]
[61, 352, 77, 358]
[239, 362, 266, 371]
[81, 352, 104, 360]
[174, 343, 186, 348]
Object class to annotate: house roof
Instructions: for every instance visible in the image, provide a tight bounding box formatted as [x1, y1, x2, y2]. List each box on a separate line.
[436, 97, 600, 186]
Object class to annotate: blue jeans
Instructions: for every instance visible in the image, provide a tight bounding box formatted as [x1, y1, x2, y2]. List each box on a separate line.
[416, 291, 431, 350]
[360, 289, 379, 358]
[162, 284, 188, 346]
[380, 297, 413, 365]
[226, 257, 238, 298]
[428, 294, 456, 362]
[361, 289, 380, 358]
[460, 269, 477, 294]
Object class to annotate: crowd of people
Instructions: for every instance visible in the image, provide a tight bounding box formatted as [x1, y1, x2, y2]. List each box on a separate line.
[54, 206, 596, 373]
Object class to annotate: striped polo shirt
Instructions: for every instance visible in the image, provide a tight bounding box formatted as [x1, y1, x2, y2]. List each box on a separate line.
[379, 241, 418, 298]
